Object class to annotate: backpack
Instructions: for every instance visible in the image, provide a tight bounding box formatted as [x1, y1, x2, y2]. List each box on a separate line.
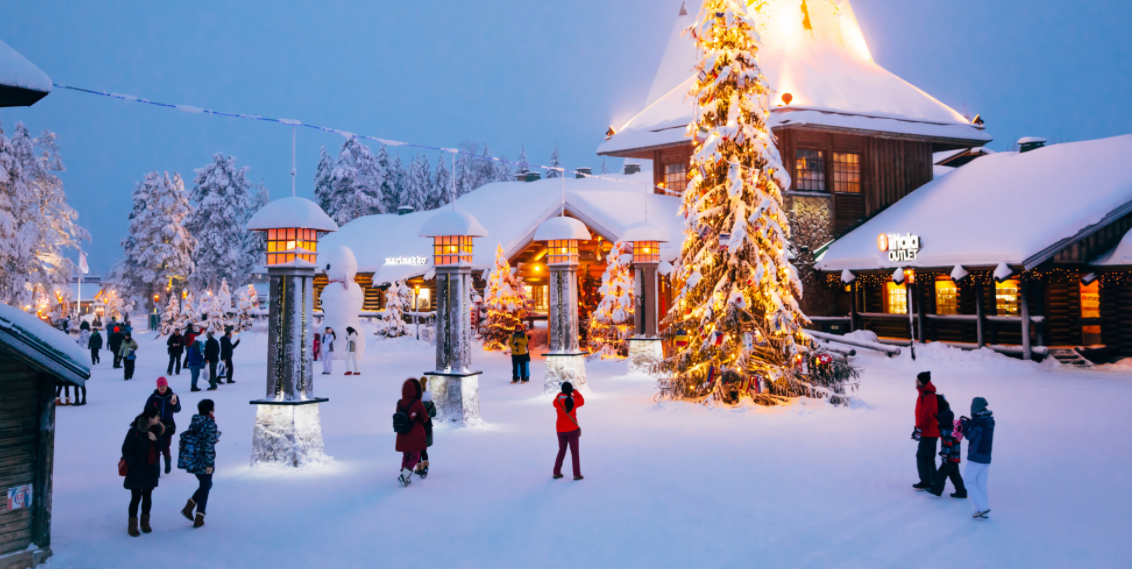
[178, 426, 200, 471]
[392, 402, 413, 434]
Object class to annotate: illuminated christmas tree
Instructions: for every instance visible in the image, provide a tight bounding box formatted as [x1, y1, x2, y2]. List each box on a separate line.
[588, 241, 634, 358]
[481, 244, 526, 350]
[180, 290, 196, 329]
[159, 294, 180, 336]
[659, 1, 855, 405]
[235, 284, 258, 332]
[202, 291, 227, 334]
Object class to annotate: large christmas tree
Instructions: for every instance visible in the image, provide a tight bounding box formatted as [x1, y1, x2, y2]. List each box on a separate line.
[481, 244, 526, 350]
[659, 0, 855, 405]
[588, 242, 634, 358]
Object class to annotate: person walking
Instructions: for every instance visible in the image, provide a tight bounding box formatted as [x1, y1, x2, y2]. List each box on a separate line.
[108, 319, 124, 368]
[88, 327, 103, 365]
[179, 399, 220, 528]
[121, 406, 167, 537]
[344, 327, 360, 376]
[927, 393, 966, 498]
[321, 327, 335, 375]
[220, 329, 240, 384]
[186, 339, 206, 392]
[119, 332, 139, 381]
[553, 381, 584, 481]
[911, 371, 939, 490]
[413, 377, 437, 479]
[93, 314, 103, 329]
[204, 332, 220, 391]
[166, 330, 184, 375]
[77, 325, 91, 353]
[182, 324, 198, 370]
[508, 325, 531, 383]
[313, 332, 321, 362]
[960, 397, 995, 519]
[145, 377, 181, 475]
[394, 378, 428, 487]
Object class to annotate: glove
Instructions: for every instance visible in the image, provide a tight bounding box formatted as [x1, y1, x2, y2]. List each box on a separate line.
[910, 427, 921, 441]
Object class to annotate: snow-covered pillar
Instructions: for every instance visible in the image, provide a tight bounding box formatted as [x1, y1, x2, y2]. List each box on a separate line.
[623, 223, 669, 376]
[419, 210, 488, 426]
[246, 197, 338, 467]
[537, 217, 591, 394]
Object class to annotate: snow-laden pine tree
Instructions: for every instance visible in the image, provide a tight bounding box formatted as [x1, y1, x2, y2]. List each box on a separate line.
[113, 171, 196, 309]
[481, 244, 526, 350]
[375, 144, 398, 214]
[545, 143, 561, 178]
[313, 146, 335, 214]
[478, 144, 497, 186]
[217, 279, 233, 318]
[658, 1, 850, 405]
[240, 183, 269, 278]
[588, 241, 634, 358]
[180, 290, 196, 328]
[403, 154, 431, 213]
[516, 146, 529, 174]
[159, 294, 181, 336]
[101, 288, 124, 321]
[327, 138, 383, 225]
[186, 154, 257, 293]
[390, 152, 407, 211]
[494, 153, 513, 183]
[235, 284, 257, 332]
[379, 280, 411, 338]
[429, 152, 452, 210]
[202, 291, 227, 334]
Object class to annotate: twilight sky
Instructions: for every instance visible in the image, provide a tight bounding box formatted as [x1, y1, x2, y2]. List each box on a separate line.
[2, 0, 1130, 274]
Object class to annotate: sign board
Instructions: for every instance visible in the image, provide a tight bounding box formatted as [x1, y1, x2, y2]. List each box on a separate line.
[7, 484, 32, 511]
[384, 256, 428, 266]
[878, 233, 920, 262]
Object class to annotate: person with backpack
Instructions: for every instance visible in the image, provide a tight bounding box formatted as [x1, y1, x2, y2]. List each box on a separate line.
[220, 329, 240, 384]
[344, 327, 360, 376]
[166, 330, 184, 375]
[179, 399, 220, 528]
[121, 406, 167, 537]
[145, 377, 181, 474]
[204, 332, 221, 390]
[108, 319, 124, 368]
[927, 393, 966, 498]
[960, 397, 995, 519]
[553, 381, 585, 481]
[911, 371, 939, 490]
[186, 339, 206, 392]
[119, 332, 139, 381]
[321, 327, 335, 375]
[394, 378, 428, 487]
[88, 327, 103, 365]
[508, 325, 531, 384]
[413, 377, 437, 479]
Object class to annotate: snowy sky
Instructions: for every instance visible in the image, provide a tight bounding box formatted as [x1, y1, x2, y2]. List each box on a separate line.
[1, 0, 1130, 275]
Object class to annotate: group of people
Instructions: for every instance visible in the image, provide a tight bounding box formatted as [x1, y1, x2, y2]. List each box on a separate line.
[165, 324, 240, 391]
[912, 371, 996, 519]
[313, 326, 361, 375]
[121, 377, 220, 535]
[56, 316, 135, 406]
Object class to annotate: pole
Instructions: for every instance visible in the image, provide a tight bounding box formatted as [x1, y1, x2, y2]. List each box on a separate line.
[451, 150, 457, 210]
[291, 126, 297, 198]
[1020, 280, 1032, 360]
[906, 276, 916, 361]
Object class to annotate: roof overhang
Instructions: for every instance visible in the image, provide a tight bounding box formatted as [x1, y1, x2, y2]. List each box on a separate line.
[0, 327, 87, 386]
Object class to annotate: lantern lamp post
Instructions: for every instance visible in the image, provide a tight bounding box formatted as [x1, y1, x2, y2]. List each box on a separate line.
[535, 216, 591, 394]
[245, 196, 338, 467]
[621, 223, 669, 375]
[419, 209, 488, 425]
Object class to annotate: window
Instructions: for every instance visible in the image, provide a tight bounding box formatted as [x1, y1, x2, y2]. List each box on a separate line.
[546, 240, 579, 265]
[664, 163, 687, 193]
[432, 235, 473, 266]
[885, 281, 907, 314]
[1081, 280, 1101, 344]
[415, 288, 431, 311]
[833, 152, 861, 193]
[795, 149, 826, 192]
[995, 280, 1020, 316]
[935, 278, 958, 315]
[526, 284, 548, 312]
[266, 228, 318, 265]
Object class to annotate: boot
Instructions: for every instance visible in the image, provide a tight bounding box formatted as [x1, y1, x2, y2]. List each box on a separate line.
[140, 514, 152, 533]
[164, 455, 171, 474]
[573, 475, 584, 481]
[65, 397, 72, 405]
[419, 460, 429, 479]
[398, 468, 413, 487]
[128, 517, 140, 537]
[194, 512, 205, 528]
[55, 397, 62, 406]
[181, 499, 196, 521]
[951, 491, 967, 498]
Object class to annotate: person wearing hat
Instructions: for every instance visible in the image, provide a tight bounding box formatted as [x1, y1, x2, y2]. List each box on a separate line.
[552, 382, 584, 481]
[508, 325, 531, 384]
[146, 377, 182, 474]
[118, 332, 139, 381]
[911, 371, 939, 490]
[960, 397, 995, 519]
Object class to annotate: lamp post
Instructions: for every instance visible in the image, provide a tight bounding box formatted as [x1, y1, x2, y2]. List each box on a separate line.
[622, 222, 669, 375]
[245, 196, 339, 467]
[535, 216, 591, 394]
[419, 209, 488, 425]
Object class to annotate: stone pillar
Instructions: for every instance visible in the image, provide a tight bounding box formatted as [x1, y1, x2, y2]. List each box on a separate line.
[545, 262, 588, 394]
[426, 265, 482, 425]
[628, 261, 663, 376]
[251, 266, 330, 467]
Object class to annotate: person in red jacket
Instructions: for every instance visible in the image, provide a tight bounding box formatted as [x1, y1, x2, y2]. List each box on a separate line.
[912, 371, 939, 490]
[395, 378, 428, 487]
[553, 382, 585, 481]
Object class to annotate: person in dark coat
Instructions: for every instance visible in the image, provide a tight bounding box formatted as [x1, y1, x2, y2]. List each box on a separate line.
[166, 331, 184, 375]
[413, 377, 437, 479]
[122, 406, 167, 537]
[220, 330, 240, 384]
[203, 332, 221, 390]
[960, 397, 995, 519]
[186, 339, 206, 392]
[313, 332, 321, 362]
[88, 327, 103, 365]
[928, 394, 966, 498]
[395, 378, 428, 487]
[108, 319, 124, 368]
[508, 325, 531, 383]
[93, 315, 103, 329]
[179, 399, 220, 528]
[79, 319, 90, 332]
[118, 332, 139, 381]
[182, 324, 198, 369]
[911, 371, 939, 490]
[553, 381, 585, 480]
[146, 377, 182, 474]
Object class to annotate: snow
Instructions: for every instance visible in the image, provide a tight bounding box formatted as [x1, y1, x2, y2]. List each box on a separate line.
[1090, 227, 1132, 266]
[39, 326, 1132, 568]
[417, 209, 489, 238]
[619, 222, 670, 243]
[1017, 136, 1048, 145]
[0, 38, 51, 94]
[0, 302, 89, 377]
[533, 216, 591, 242]
[817, 135, 1132, 272]
[246, 196, 338, 232]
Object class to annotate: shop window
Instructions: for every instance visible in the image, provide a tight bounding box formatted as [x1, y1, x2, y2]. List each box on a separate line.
[526, 284, 548, 312]
[995, 280, 1020, 316]
[795, 149, 826, 192]
[1081, 280, 1101, 345]
[415, 288, 431, 311]
[833, 152, 861, 193]
[664, 163, 687, 193]
[935, 278, 958, 315]
[885, 281, 907, 314]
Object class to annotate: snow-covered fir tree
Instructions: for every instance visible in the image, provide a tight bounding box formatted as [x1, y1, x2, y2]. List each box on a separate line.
[429, 152, 452, 210]
[327, 138, 383, 225]
[545, 143, 561, 178]
[159, 294, 181, 336]
[180, 290, 196, 328]
[477, 144, 497, 186]
[516, 146, 529, 174]
[217, 279, 233, 318]
[112, 171, 196, 309]
[494, 153, 513, 183]
[240, 183, 269, 278]
[390, 152, 407, 211]
[185, 154, 257, 293]
[313, 146, 335, 215]
[235, 284, 257, 332]
[481, 244, 526, 350]
[588, 241, 634, 358]
[101, 288, 124, 321]
[202, 291, 227, 334]
[379, 280, 411, 338]
[402, 154, 431, 213]
[375, 144, 398, 214]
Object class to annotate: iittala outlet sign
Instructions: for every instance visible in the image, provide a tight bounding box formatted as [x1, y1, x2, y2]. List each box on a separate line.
[877, 233, 920, 262]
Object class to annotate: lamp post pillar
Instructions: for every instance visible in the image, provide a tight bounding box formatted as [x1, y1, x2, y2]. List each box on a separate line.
[628, 260, 663, 375]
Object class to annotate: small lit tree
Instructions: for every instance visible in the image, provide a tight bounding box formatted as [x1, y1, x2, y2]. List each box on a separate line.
[180, 290, 196, 329]
[159, 294, 181, 336]
[234, 284, 258, 332]
[101, 289, 124, 321]
[202, 292, 227, 334]
[481, 244, 526, 350]
[380, 280, 411, 338]
[588, 241, 634, 358]
[217, 279, 233, 319]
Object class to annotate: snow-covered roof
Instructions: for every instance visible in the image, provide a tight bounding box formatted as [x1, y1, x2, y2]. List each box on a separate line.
[318, 173, 683, 286]
[0, 303, 88, 386]
[816, 135, 1132, 272]
[621, 222, 671, 243]
[534, 217, 592, 241]
[0, 38, 51, 107]
[247, 196, 338, 232]
[1091, 228, 1132, 267]
[418, 210, 489, 238]
[598, 0, 990, 156]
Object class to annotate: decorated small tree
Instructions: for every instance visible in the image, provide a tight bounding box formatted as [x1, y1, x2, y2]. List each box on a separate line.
[101, 289, 124, 321]
[380, 280, 411, 338]
[180, 291, 196, 330]
[159, 294, 181, 336]
[217, 279, 233, 319]
[234, 284, 258, 332]
[202, 292, 227, 334]
[588, 241, 634, 358]
[577, 266, 600, 347]
[481, 244, 526, 350]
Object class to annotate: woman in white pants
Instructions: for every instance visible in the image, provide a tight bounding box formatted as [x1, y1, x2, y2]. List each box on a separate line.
[344, 327, 360, 376]
[321, 327, 335, 375]
[960, 397, 995, 519]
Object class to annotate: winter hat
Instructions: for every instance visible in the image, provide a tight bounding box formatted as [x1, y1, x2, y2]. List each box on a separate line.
[916, 371, 931, 384]
[971, 397, 989, 414]
[561, 382, 574, 395]
[156, 377, 168, 388]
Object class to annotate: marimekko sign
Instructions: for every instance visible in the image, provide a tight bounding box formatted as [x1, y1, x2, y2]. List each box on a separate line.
[384, 256, 428, 266]
[7, 484, 32, 511]
[878, 233, 920, 262]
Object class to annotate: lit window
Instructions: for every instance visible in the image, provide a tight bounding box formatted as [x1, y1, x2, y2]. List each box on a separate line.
[795, 149, 826, 192]
[1080, 280, 1100, 319]
[885, 281, 907, 314]
[416, 288, 431, 310]
[664, 163, 687, 193]
[633, 241, 660, 263]
[547, 240, 579, 265]
[935, 278, 958, 315]
[432, 235, 473, 266]
[265, 228, 318, 266]
[995, 280, 1020, 316]
[833, 152, 861, 193]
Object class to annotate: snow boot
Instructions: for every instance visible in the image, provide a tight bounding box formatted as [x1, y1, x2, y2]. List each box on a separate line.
[226, 379, 234, 384]
[926, 487, 943, 497]
[417, 461, 429, 479]
[912, 482, 930, 490]
[164, 456, 171, 474]
[573, 475, 584, 481]
[951, 491, 967, 499]
[181, 499, 196, 521]
[973, 509, 990, 519]
[128, 518, 140, 537]
[191, 387, 202, 392]
[344, 371, 353, 376]
[553, 474, 564, 479]
[194, 512, 205, 528]
[140, 515, 152, 534]
[398, 468, 413, 487]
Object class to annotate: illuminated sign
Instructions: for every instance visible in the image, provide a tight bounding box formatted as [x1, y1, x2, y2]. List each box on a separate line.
[878, 233, 920, 262]
[384, 256, 428, 266]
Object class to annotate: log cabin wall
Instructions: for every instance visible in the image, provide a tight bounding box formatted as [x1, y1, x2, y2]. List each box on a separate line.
[1100, 278, 1132, 356]
[0, 348, 48, 560]
[650, 145, 695, 193]
[1045, 280, 1082, 346]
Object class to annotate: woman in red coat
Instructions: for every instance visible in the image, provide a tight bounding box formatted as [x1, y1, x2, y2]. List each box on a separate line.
[396, 378, 428, 487]
[553, 382, 584, 480]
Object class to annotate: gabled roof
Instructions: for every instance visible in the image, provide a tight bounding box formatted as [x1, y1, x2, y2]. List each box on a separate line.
[598, 0, 990, 156]
[0, 303, 88, 386]
[0, 38, 51, 107]
[815, 135, 1132, 272]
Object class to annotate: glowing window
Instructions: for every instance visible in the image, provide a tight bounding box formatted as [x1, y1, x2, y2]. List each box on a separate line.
[795, 149, 826, 192]
[432, 235, 473, 266]
[833, 152, 861, 193]
[995, 280, 1020, 316]
[664, 163, 687, 193]
[547, 240, 579, 265]
[265, 228, 318, 266]
[885, 281, 907, 314]
[633, 241, 660, 263]
[1080, 280, 1100, 319]
[935, 278, 958, 315]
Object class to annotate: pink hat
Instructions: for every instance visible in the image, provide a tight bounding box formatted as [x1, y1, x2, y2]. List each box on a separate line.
[156, 377, 168, 388]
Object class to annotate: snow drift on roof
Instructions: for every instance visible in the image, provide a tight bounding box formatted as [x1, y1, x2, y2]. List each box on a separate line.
[418, 210, 489, 238]
[0, 38, 51, 94]
[1091, 228, 1132, 267]
[534, 217, 591, 241]
[0, 302, 90, 379]
[247, 196, 338, 232]
[816, 135, 1132, 272]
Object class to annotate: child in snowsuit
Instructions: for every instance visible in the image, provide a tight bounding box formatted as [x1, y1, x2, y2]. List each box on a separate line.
[414, 377, 437, 479]
[88, 327, 103, 365]
[395, 378, 428, 487]
[928, 394, 966, 498]
[960, 397, 995, 519]
[321, 327, 335, 375]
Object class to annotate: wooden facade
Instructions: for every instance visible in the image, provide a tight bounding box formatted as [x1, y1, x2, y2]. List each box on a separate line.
[1100, 279, 1132, 356]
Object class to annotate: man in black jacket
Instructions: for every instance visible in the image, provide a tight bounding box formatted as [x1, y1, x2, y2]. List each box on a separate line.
[166, 331, 184, 375]
[108, 319, 124, 368]
[203, 332, 221, 390]
[220, 329, 240, 384]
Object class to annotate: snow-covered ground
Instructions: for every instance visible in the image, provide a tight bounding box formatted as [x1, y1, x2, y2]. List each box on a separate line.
[43, 329, 1132, 568]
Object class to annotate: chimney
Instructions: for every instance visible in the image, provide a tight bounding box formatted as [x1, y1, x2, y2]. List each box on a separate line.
[397, 206, 415, 216]
[1017, 137, 1047, 153]
[575, 167, 592, 179]
[624, 162, 641, 175]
